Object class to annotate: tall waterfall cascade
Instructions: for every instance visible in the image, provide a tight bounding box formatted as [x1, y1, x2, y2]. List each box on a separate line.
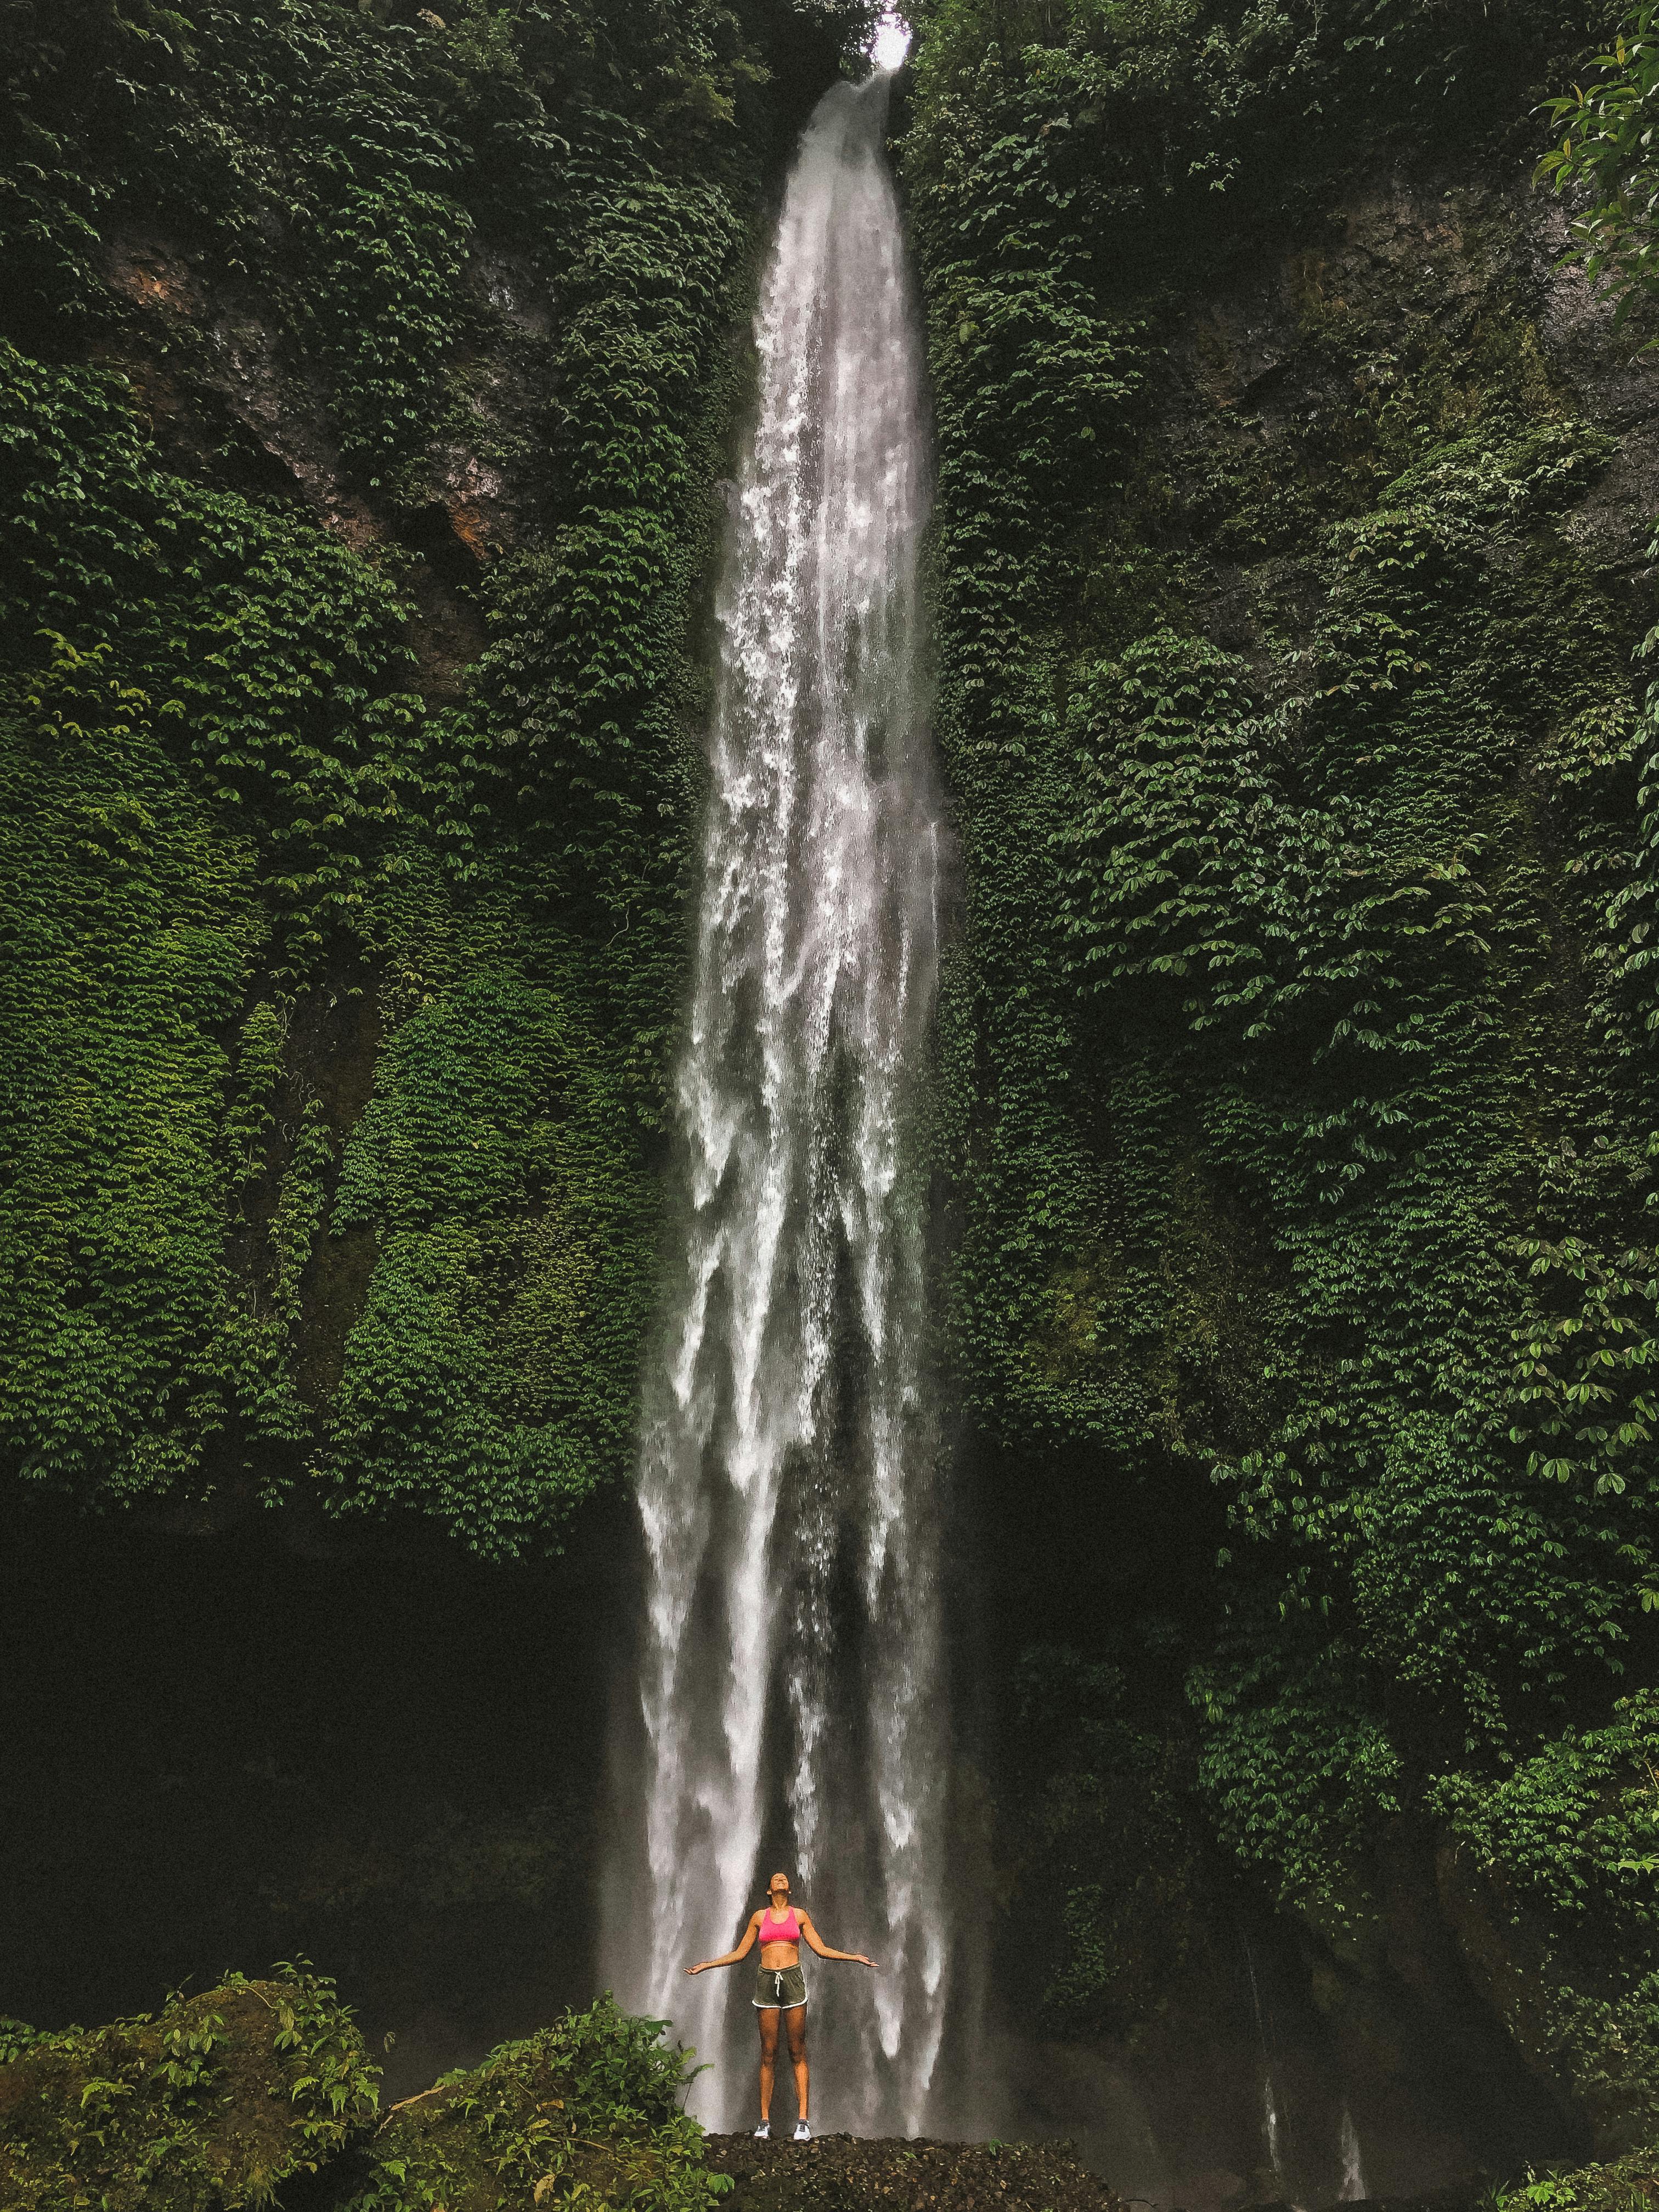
[605, 69, 957, 2134]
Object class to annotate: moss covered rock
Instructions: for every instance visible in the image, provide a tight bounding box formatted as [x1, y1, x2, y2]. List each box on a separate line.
[0, 1962, 378, 2210]
[703, 2134, 1126, 2212]
[334, 1996, 729, 2212]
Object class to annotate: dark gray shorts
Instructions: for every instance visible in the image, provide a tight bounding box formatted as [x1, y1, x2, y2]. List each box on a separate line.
[753, 1963, 807, 2010]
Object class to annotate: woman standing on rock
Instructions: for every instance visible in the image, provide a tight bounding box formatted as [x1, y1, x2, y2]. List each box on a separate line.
[686, 1871, 877, 2140]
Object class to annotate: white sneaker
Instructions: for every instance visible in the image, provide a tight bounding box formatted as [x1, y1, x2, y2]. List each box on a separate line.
[753, 2123, 770, 2140]
[793, 2123, 812, 2142]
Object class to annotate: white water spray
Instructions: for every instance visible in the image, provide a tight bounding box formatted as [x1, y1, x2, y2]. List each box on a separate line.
[606, 71, 953, 2135]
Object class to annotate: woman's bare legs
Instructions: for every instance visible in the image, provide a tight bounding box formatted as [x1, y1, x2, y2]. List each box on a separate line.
[786, 2005, 808, 2121]
[757, 2008, 778, 2123]
[755, 2008, 809, 2126]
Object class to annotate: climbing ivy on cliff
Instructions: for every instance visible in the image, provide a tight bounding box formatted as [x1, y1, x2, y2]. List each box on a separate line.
[0, 0, 874, 1554]
[902, 0, 1659, 2115]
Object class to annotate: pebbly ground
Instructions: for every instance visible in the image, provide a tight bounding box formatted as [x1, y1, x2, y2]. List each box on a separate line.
[703, 2132, 1127, 2212]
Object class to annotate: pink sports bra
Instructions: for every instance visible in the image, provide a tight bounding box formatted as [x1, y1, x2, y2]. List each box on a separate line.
[759, 1908, 802, 1944]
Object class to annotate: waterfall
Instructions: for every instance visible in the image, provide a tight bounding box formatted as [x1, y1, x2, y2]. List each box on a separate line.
[1262, 2076, 1288, 2198]
[1338, 2106, 1367, 2202]
[605, 69, 954, 2135]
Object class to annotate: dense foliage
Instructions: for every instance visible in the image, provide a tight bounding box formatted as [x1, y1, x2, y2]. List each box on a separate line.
[1542, 4, 1659, 321]
[0, 1980, 732, 2212]
[0, 0, 871, 1553]
[343, 1995, 727, 2212]
[902, 0, 1659, 2134]
[0, 1963, 378, 2209]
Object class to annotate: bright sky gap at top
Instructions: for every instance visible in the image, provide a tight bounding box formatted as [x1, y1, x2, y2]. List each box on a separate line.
[870, 12, 912, 70]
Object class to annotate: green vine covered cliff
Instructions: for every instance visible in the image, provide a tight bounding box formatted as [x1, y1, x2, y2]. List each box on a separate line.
[901, 0, 1659, 2151]
[13, 0, 1659, 2180]
[0, 0, 871, 1556]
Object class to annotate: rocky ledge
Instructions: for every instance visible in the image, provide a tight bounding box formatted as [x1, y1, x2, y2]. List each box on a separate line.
[703, 2132, 1125, 2212]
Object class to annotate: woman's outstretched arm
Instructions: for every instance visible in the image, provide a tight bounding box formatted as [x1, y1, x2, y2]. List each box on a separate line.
[686, 1914, 761, 1974]
[799, 1914, 876, 1967]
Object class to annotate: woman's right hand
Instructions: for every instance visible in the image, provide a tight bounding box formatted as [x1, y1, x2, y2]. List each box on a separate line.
[685, 1962, 706, 1975]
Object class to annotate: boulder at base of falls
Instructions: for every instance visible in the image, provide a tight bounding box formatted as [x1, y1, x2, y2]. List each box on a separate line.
[703, 2132, 1127, 2212]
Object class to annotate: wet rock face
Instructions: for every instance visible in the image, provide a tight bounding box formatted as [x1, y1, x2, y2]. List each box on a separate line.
[703, 2134, 1128, 2212]
[95, 217, 524, 700]
[1148, 163, 1659, 668]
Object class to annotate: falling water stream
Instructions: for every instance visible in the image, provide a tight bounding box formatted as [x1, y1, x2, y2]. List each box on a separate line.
[604, 67, 955, 2134]
[1338, 2107, 1368, 2203]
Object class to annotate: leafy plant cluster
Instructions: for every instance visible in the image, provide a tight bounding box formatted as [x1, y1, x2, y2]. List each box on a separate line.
[0, 1962, 379, 2211]
[1430, 1694, 1659, 2148]
[0, 1977, 736, 2212]
[1505, 2145, 1659, 2212]
[340, 1995, 731, 2212]
[0, 0, 873, 1553]
[1542, 4, 1659, 326]
[902, 0, 1659, 2119]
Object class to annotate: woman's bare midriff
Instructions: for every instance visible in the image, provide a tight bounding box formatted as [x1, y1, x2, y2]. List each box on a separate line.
[759, 1942, 799, 1968]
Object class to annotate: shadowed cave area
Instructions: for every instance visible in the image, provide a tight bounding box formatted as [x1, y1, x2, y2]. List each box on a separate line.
[0, 1493, 625, 2105]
